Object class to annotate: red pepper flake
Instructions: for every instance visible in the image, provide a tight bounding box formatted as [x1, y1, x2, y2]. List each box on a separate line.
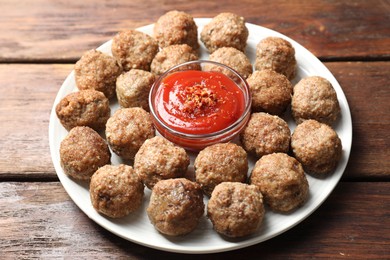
[182, 84, 218, 115]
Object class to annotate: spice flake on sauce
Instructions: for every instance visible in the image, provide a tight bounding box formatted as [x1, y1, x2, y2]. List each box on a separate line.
[154, 70, 245, 134]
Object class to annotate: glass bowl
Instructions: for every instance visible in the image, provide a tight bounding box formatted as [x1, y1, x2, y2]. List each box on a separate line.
[149, 60, 252, 151]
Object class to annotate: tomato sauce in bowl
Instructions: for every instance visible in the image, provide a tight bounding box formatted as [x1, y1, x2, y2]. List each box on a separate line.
[149, 60, 251, 151]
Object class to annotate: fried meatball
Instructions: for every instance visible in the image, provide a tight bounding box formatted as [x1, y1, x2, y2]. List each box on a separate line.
[206, 47, 253, 79]
[134, 136, 190, 189]
[151, 44, 199, 75]
[116, 69, 156, 111]
[147, 178, 204, 236]
[90, 164, 144, 218]
[255, 37, 297, 80]
[56, 89, 110, 131]
[207, 182, 264, 238]
[201, 12, 248, 53]
[111, 30, 159, 71]
[250, 153, 309, 212]
[153, 10, 199, 50]
[194, 143, 248, 196]
[240, 112, 291, 158]
[75, 49, 122, 99]
[291, 76, 340, 126]
[291, 119, 342, 175]
[60, 126, 110, 180]
[247, 70, 293, 115]
[105, 107, 155, 160]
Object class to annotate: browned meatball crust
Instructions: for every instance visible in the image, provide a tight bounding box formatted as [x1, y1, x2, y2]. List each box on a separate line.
[60, 126, 111, 180]
[250, 153, 309, 212]
[116, 69, 156, 111]
[291, 119, 342, 175]
[56, 89, 110, 131]
[206, 47, 253, 79]
[111, 30, 159, 71]
[240, 112, 291, 158]
[105, 107, 155, 160]
[194, 143, 248, 196]
[147, 178, 204, 236]
[153, 10, 199, 50]
[75, 49, 122, 99]
[255, 37, 297, 80]
[247, 70, 293, 115]
[207, 182, 264, 238]
[90, 164, 144, 218]
[201, 12, 248, 53]
[291, 76, 340, 126]
[134, 136, 190, 189]
[151, 44, 199, 75]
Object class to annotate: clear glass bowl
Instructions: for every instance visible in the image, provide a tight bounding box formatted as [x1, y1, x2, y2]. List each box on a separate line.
[149, 60, 252, 151]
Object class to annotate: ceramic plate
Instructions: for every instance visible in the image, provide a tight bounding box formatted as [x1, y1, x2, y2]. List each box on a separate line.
[49, 18, 352, 254]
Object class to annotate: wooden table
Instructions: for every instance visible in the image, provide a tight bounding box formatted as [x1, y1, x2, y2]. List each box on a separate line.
[1, 0, 389, 258]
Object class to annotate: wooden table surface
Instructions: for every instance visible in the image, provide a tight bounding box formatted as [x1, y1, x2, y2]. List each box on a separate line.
[1, 0, 389, 258]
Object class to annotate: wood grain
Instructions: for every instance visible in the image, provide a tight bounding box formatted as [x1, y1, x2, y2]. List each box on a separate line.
[326, 62, 390, 180]
[0, 64, 73, 179]
[0, 62, 389, 180]
[0, 0, 389, 62]
[0, 181, 389, 258]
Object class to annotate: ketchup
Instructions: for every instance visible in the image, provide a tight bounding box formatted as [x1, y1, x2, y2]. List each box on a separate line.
[154, 70, 245, 135]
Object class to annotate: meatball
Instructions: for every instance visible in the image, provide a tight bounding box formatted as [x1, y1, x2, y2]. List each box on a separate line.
[105, 107, 155, 160]
[291, 76, 340, 126]
[90, 164, 144, 218]
[206, 47, 253, 79]
[247, 70, 293, 115]
[201, 12, 248, 53]
[116, 69, 156, 111]
[60, 126, 111, 180]
[75, 49, 122, 99]
[153, 10, 199, 50]
[250, 153, 309, 212]
[194, 143, 248, 196]
[291, 119, 342, 175]
[56, 89, 110, 131]
[207, 182, 264, 238]
[240, 112, 291, 158]
[255, 37, 297, 80]
[134, 136, 190, 189]
[147, 178, 204, 236]
[111, 30, 159, 71]
[151, 44, 200, 75]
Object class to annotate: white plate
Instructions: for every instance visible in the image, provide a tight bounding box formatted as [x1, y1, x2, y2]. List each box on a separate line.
[49, 18, 352, 254]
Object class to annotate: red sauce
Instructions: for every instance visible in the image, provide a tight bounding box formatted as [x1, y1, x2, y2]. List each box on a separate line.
[154, 70, 245, 135]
